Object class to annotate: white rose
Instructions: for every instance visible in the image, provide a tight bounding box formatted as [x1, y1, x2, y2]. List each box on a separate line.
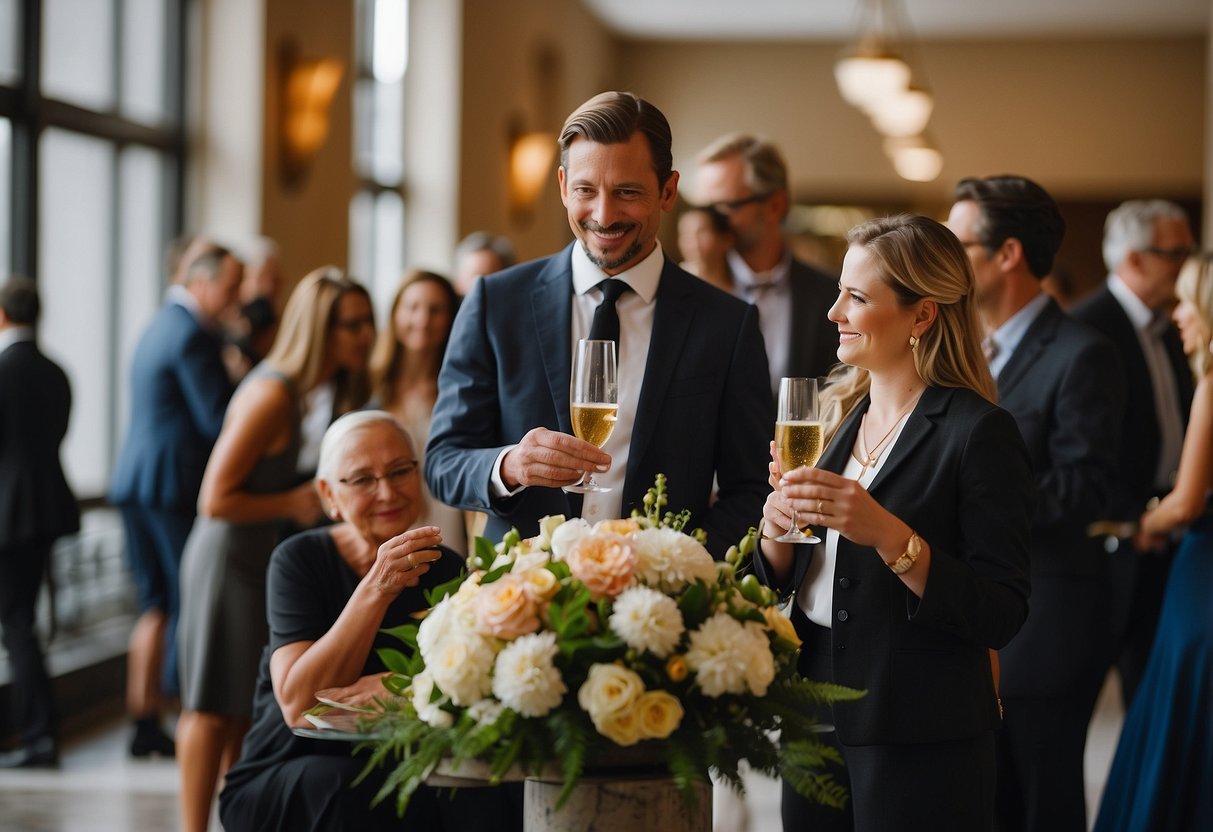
[609, 586, 685, 658]
[492, 631, 567, 718]
[424, 627, 497, 706]
[549, 518, 592, 561]
[538, 514, 567, 549]
[410, 670, 454, 729]
[576, 662, 645, 723]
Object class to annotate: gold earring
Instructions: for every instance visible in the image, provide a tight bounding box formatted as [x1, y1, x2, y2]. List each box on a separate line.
[909, 334, 919, 350]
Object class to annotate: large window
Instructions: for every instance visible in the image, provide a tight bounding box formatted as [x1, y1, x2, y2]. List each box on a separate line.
[0, 0, 185, 497]
[350, 0, 407, 314]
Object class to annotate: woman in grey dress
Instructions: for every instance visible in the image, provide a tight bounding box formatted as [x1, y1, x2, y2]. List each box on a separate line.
[176, 267, 375, 832]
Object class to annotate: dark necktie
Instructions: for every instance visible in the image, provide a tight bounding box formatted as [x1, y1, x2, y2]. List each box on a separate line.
[588, 279, 631, 343]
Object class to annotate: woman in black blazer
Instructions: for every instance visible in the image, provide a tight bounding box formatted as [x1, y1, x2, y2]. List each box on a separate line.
[756, 215, 1033, 831]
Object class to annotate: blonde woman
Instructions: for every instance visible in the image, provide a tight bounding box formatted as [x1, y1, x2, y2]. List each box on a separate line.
[1095, 254, 1213, 831]
[370, 270, 469, 555]
[756, 215, 1033, 831]
[176, 267, 375, 832]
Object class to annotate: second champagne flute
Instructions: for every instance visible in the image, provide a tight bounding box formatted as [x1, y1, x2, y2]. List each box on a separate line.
[564, 339, 618, 494]
[774, 377, 823, 544]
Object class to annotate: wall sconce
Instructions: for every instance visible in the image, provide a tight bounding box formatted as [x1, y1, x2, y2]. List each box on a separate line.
[280, 42, 345, 188]
[836, 0, 940, 181]
[509, 129, 557, 222]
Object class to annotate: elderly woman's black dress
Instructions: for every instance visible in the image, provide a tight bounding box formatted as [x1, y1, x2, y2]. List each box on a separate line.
[218, 528, 520, 831]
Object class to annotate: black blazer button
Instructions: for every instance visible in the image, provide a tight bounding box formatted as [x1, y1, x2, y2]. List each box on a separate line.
[838, 577, 852, 589]
[836, 609, 849, 622]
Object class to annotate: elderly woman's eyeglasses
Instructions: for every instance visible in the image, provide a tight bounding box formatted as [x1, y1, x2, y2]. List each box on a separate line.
[338, 461, 419, 493]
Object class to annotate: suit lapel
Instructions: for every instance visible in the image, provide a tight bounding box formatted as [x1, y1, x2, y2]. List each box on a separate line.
[996, 300, 1060, 397]
[531, 247, 575, 436]
[866, 386, 947, 495]
[626, 260, 694, 495]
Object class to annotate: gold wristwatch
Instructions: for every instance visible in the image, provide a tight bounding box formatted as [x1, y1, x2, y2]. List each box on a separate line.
[887, 531, 922, 575]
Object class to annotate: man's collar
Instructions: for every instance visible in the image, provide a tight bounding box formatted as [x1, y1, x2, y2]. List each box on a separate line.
[728, 248, 791, 292]
[571, 242, 664, 303]
[0, 325, 34, 354]
[1107, 273, 1154, 330]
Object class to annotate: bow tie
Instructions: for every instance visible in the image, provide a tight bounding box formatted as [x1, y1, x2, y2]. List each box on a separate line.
[741, 279, 784, 297]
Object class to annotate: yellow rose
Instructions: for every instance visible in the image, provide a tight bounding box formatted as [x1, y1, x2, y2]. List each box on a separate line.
[762, 606, 801, 648]
[566, 533, 637, 599]
[635, 690, 684, 739]
[666, 655, 688, 683]
[595, 702, 643, 746]
[594, 518, 641, 536]
[474, 573, 540, 640]
[577, 662, 644, 722]
[520, 566, 559, 602]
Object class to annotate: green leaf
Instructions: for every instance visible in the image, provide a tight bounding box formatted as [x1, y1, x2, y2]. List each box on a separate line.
[379, 623, 419, 648]
[375, 647, 414, 675]
[678, 581, 711, 628]
[424, 572, 467, 607]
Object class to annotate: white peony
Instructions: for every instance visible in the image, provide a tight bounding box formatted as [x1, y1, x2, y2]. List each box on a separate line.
[549, 518, 592, 561]
[631, 527, 717, 592]
[492, 631, 567, 718]
[608, 586, 685, 658]
[466, 698, 506, 726]
[685, 612, 772, 698]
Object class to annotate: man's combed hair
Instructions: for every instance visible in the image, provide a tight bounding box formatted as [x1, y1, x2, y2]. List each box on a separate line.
[953, 175, 1065, 279]
[0, 276, 41, 326]
[559, 91, 673, 187]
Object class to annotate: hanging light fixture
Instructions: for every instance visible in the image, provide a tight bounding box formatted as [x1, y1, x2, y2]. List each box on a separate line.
[835, 0, 941, 181]
[884, 135, 944, 183]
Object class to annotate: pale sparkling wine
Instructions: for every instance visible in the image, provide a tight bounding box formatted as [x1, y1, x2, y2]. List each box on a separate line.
[776, 420, 824, 472]
[572, 403, 618, 448]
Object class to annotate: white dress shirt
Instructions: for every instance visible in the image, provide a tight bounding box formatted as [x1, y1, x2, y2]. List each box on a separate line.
[729, 249, 791, 397]
[986, 291, 1049, 381]
[490, 242, 664, 522]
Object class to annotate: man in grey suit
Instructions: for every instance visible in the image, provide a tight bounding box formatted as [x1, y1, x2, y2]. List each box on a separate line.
[0, 277, 78, 768]
[948, 176, 1124, 831]
[109, 241, 241, 756]
[426, 91, 772, 557]
[694, 134, 839, 395]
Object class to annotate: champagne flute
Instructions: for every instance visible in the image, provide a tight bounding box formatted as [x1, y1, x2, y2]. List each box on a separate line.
[774, 377, 823, 544]
[563, 339, 618, 494]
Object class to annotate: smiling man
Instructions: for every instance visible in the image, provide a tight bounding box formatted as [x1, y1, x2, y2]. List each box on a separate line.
[426, 91, 772, 556]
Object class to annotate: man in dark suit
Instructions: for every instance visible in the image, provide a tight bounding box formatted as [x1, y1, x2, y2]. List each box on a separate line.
[426, 91, 772, 557]
[949, 176, 1125, 831]
[109, 241, 241, 756]
[1070, 200, 1195, 708]
[0, 277, 79, 768]
[694, 134, 839, 394]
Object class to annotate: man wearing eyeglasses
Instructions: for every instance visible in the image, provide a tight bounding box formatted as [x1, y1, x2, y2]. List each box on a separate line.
[694, 134, 838, 395]
[1070, 199, 1195, 710]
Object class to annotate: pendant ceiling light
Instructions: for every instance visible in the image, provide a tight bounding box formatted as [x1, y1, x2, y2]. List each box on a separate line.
[835, 0, 941, 181]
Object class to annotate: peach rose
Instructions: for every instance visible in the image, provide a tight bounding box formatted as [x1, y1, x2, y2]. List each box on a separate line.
[594, 518, 641, 536]
[474, 573, 540, 640]
[566, 533, 637, 599]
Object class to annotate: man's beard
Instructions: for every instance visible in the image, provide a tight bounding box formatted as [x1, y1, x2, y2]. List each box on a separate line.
[580, 222, 642, 272]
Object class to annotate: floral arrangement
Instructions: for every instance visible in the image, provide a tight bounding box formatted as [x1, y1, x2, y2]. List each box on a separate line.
[345, 476, 863, 814]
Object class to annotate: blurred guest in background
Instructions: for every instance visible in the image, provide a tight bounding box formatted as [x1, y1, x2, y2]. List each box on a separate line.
[948, 176, 1123, 831]
[175, 267, 374, 832]
[1095, 253, 1213, 831]
[110, 240, 242, 759]
[694, 133, 838, 393]
[1070, 199, 1195, 707]
[677, 205, 734, 292]
[0, 277, 79, 769]
[223, 236, 283, 382]
[371, 270, 468, 555]
[453, 230, 515, 297]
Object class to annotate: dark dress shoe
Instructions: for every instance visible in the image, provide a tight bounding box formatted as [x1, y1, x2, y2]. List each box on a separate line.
[129, 725, 175, 758]
[0, 736, 59, 768]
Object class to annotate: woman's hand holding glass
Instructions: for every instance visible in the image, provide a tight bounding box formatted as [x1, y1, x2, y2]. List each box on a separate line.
[772, 378, 823, 543]
[366, 525, 443, 596]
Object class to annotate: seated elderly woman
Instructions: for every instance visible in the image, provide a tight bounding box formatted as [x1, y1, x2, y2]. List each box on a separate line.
[218, 410, 519, 831]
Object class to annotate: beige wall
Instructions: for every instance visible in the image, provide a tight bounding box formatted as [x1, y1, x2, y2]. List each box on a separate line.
[457, 0, 619, 263]
[619, 37, 1205, 207]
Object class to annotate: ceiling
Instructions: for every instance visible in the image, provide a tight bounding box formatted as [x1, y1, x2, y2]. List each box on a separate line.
[580, 0, 1210, 41]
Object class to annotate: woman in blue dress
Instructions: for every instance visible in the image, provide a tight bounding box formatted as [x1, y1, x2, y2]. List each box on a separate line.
[1095, 253, 1213, 831]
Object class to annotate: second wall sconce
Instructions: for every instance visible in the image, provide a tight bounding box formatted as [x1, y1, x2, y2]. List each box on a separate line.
[280, 41, 345, 188]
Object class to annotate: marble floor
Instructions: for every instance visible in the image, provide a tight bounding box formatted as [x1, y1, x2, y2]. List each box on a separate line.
[0, 677, 1124, 832]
